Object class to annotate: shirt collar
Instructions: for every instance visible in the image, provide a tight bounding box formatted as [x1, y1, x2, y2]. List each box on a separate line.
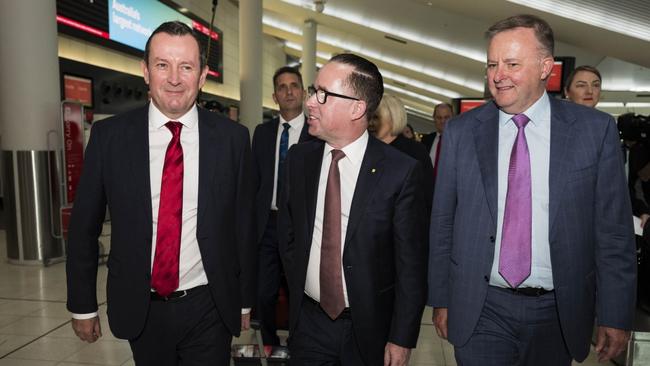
[324, 130, 369, 167]
[498, 92, 550, 128]
[149, 102, 199, 130]
[279, 113, 305, 130]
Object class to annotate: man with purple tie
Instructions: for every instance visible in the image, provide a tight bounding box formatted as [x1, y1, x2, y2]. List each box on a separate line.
[428, 14, 636, 366]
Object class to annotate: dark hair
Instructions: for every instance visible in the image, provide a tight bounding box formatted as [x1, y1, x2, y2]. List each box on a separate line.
[144, 21, 207, 70]
[564, 65, 602, 93]
[433, 102, 453, 116]
[485, 14, 554, 57]
[273, 66, 303, 90]
[329, 53, 384, 119]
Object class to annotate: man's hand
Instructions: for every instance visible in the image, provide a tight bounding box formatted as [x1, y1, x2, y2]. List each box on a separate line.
[595, 326, 630, 362]
[640, 213, 649, 229]
[72, 317, 102, 343]
[383, 342, 411, 366]
[241, 313, 251, 331]
[433, 307, 448, 339]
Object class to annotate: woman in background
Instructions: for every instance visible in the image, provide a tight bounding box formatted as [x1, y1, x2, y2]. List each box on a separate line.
[370, 94, 434, 216]
[564, 65, 602, 108]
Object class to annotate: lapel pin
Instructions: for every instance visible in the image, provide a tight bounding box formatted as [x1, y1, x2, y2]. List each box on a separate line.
[371, 168, 376, 173]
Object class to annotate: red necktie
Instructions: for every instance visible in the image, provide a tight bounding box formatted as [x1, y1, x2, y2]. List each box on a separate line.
[433, 137, 442, 179]
[151, 121, 184, 297]
[320, 149, 346, 319]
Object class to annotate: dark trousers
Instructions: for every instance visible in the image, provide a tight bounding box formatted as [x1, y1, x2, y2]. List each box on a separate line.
[129, 286, 232, 366]
[289, 296, 365, 366]
[257, 210, 283, 345]
[455, 286, 572, 366]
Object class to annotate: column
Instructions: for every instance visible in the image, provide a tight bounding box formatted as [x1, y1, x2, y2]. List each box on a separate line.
[302, 19, 318, 88]
[0, 0, 64, 264]
[238, 0, 263, 134]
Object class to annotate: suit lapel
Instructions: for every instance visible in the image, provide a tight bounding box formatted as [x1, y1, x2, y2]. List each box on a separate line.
[344, 137, 385, 250]
[126, 106, 152, 242]
[473, 102, 500, 227]
[303, 140, 324, 250]
[197, 110, 219, 230]
[548, 99, 576, 234]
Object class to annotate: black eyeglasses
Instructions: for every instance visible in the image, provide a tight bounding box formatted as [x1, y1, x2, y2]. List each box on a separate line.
[307, 85, 360, 104]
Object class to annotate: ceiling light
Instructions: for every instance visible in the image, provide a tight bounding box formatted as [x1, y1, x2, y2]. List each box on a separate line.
[596, 102, 625, 108]
[507, 0, 650, 42]
[280, 0, 486, 62]
[287, 42, 460, 99]
[265, 14, 484, 93]
[384, 84, 442, 105]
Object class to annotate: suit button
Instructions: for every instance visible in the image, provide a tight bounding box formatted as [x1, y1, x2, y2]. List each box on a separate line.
[345, 265, 352, 270]
[489, 236, 495, 243]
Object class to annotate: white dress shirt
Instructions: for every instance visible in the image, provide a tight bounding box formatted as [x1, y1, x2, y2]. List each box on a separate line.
[489, 92, 554, 290]
[429, 134, 442, 167]
[72, 103, 208, 319]
[271, 114, 305, 210]
[304, 131, 369, 306]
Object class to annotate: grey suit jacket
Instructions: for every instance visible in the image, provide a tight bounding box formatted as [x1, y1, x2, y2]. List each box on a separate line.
[428, 97, 636, 362]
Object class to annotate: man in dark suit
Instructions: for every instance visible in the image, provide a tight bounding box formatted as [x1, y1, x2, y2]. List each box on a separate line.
[278, 53, 428, 366]
[429, 15, 636, 366]
[66, 21, 256, 365]
[251, 66, 311, 347]
[421, 102, 453, 169]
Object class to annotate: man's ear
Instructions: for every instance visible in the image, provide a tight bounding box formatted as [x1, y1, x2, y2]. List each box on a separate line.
[141, 60, 150, 85]
[540, 56, 554, 80]
[351, 100, 367, 121]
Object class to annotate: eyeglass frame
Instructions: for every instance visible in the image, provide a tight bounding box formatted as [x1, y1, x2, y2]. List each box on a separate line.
[307, 85, 360, 104]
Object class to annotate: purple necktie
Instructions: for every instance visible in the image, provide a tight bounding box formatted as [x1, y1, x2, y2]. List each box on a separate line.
[499, 113, 531, 288]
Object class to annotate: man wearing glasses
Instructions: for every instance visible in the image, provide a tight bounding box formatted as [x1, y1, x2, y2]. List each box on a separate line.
[278, 53, 428, 366]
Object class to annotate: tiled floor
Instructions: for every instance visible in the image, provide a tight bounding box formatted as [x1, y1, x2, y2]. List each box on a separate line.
[0, 229, 612, 365]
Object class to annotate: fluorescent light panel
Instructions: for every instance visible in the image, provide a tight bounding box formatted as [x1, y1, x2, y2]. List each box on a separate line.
[280, 0, 486, 62]
[264, 14, 484, 93]
[285, 42, 461, 99]
[507, 0, 650, 42]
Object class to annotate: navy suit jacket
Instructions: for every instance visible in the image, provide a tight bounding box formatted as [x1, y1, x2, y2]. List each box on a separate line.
[421, 132, 438, 152]
[278, 136, 428, 366]
[66, 104, 256, 339]
[252, 116, 311, 241]
[428, 98, 636, 361]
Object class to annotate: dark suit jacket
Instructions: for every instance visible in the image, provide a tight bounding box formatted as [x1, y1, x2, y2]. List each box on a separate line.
[428, 98, 636, 362]
[66, 104, 256, 340]
[278, 136, 428, 365]
[390, 134, 434, 218]
[252, 116, 311, 241]
[421, 132, 438, 152]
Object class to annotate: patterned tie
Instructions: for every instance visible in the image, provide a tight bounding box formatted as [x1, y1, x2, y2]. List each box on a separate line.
[320, 149, 346, 319]
[276, 123, 291, 199]
[499, 114, 532, 288]
[151, 121, 184, 297]
[433, 136, 442, 179]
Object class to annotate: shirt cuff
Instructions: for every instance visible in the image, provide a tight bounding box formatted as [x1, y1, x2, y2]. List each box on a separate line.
[71, 312, 98, 320]
[241, 308, 251, 315]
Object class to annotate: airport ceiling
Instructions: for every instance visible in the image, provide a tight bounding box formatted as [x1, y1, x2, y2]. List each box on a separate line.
[257, 0, 650, 117]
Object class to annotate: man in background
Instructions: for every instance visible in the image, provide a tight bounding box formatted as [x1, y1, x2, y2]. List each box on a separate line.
[252, 66, 311, 348]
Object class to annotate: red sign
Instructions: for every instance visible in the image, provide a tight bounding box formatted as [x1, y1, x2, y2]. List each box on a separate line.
[546, 61, 563, 93]
[62, 102, 85, 205]
[64, 75, 93, 107]
[61, 205, 73, 241]
[56, 15, 109, 39]
[460, 99, 486, 114]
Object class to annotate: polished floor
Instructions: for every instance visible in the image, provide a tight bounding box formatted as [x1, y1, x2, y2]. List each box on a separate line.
[0, 229, 612, 365]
